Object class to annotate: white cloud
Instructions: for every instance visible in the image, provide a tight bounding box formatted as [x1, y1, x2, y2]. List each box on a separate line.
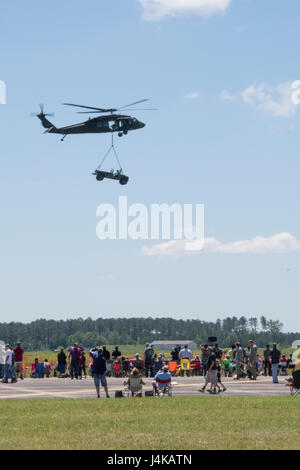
[139, 0, 232, 20]
[184, 91, 200, 99]
[219, 89, 236, 101]
[142, 232, 300, 257]
[241, 82, 297, 118]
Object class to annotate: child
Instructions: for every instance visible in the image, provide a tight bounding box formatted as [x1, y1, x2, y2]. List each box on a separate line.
[215, 359, 227, 393]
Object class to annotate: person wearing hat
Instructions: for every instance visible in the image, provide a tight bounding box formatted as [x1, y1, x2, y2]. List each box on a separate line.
[13, 342, 24, 380]
[153, 365, 172, 394]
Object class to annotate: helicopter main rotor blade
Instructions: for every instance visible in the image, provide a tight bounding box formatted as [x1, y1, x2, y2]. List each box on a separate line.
[118, 108, 158, 111]
[117, 99, 149, 110]
[63, 103, 116, 113]
[76, 111, 106, 114]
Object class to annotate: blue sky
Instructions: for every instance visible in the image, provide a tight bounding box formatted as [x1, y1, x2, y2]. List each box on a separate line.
[0, 0, 300, 332]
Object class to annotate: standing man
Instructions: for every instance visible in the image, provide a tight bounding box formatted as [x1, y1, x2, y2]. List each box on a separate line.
[13, 342, 24, 380]
[144, 343, 154, 377]
[90, 347, 110, 398]
[179, 344, 193, 377]
[269, 343, 281, 384]
[68, 343, 82, 380]
[112, 346, 121, 361]
[263, 345, 272, 376]
[248, 340, 258, 380]
[102, 346, 111, 361]
[234, 342, 244, 380]
[2, 345, 17, 383]
[179, 345, 193, 361]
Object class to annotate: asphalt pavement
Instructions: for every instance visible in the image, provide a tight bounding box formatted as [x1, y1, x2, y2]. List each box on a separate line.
[0, 375, 291, 399]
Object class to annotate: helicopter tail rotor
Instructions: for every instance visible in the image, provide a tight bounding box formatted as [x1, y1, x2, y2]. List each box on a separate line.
[31, 104, 56, 129]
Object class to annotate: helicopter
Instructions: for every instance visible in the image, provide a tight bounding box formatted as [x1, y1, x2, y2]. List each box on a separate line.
[33, 99, 154, 141]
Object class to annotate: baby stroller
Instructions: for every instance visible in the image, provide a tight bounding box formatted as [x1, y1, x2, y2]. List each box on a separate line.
[288, 369, 300, 397]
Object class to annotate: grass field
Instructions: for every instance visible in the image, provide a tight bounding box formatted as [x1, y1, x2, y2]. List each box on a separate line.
[0, 396, 299, 450]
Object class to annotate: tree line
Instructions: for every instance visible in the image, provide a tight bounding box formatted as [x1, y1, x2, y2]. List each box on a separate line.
[0, 316, 298, 351]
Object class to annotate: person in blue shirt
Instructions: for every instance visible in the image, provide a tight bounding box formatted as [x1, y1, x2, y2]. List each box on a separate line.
[153, 365, 172, 394]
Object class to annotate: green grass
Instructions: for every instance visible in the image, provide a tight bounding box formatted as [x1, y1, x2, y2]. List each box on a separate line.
[0, 397, 299, 450]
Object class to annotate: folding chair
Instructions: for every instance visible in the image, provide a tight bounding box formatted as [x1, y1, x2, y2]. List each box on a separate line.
[289, 370, 300, 397]
[168, 361, 180, 376]
[154, 376, 172, 397]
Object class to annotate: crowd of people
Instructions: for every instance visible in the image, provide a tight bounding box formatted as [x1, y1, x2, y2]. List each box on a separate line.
[0, 340, 297, 398]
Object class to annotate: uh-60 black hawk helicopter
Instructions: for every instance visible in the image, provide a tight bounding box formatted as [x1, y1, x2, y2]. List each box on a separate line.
[33, 99, 155, 185]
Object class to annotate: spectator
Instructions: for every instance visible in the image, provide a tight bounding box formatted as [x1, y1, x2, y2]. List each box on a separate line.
[170, 347, 179, 362]
[133, 353, 144, 375]
[124, 368, 145, 397]
[102, 346, 111, 361]
[287, 353, 295, 371]
[179, 345, 193, 361]
[2, 345, 17, 383]
[112, 346, 121, 360]
[215, 343, 223, 360]
[43, 359, 51, 378]
[279, 354, 288, 376]
[31, 358, 44, 378]
[228, 344, 236, 362]
[234, 342, 244, 380]
[263, 345, 272, 376]
[191, 356, 201, 376]
[57, 348, 67, 377]
[144, 343, 154, 377]
[79, 350, 87, 379]
[121, 357, 131, 376]
[198, 347, 218, 394]
[153, 355, 163, 374]
[68, 343, 82, 380]
[248, 340, 258, 380]
[153, 365, 172, 394]
[222, 354, 233, 377]
[113, 357, 122, 377]
[90, 347, 110, 398]
[13, 342, 24, 380]
[269, 343, 281, 384]
[200, 344, 210, 377]
[216, 359, 227, 393]
[0, 345, 5, 379]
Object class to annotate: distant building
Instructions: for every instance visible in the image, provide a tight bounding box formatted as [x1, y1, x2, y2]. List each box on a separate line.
[151, 340, 197, 351]
[292, 340, 300, 348]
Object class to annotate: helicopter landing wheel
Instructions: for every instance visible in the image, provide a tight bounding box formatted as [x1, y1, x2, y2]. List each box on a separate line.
[118, 132, 123, 137]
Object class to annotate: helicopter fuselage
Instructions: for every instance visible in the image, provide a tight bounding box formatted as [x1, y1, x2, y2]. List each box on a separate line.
[42, 113, 145, 136]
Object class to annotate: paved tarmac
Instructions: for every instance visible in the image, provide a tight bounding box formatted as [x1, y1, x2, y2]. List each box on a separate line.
[0, 375, 291, 399]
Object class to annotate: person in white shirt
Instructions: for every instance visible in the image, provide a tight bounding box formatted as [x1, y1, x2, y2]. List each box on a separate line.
[178, 345, 193, 360]
[2, 345, 17, 383]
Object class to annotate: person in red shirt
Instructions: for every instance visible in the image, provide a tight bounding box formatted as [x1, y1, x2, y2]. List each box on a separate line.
[13, 342, 24, 380]
[191, 356, 202, 376]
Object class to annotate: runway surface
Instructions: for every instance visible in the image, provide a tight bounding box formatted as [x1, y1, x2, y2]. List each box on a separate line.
[0, 375, 291, 399]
